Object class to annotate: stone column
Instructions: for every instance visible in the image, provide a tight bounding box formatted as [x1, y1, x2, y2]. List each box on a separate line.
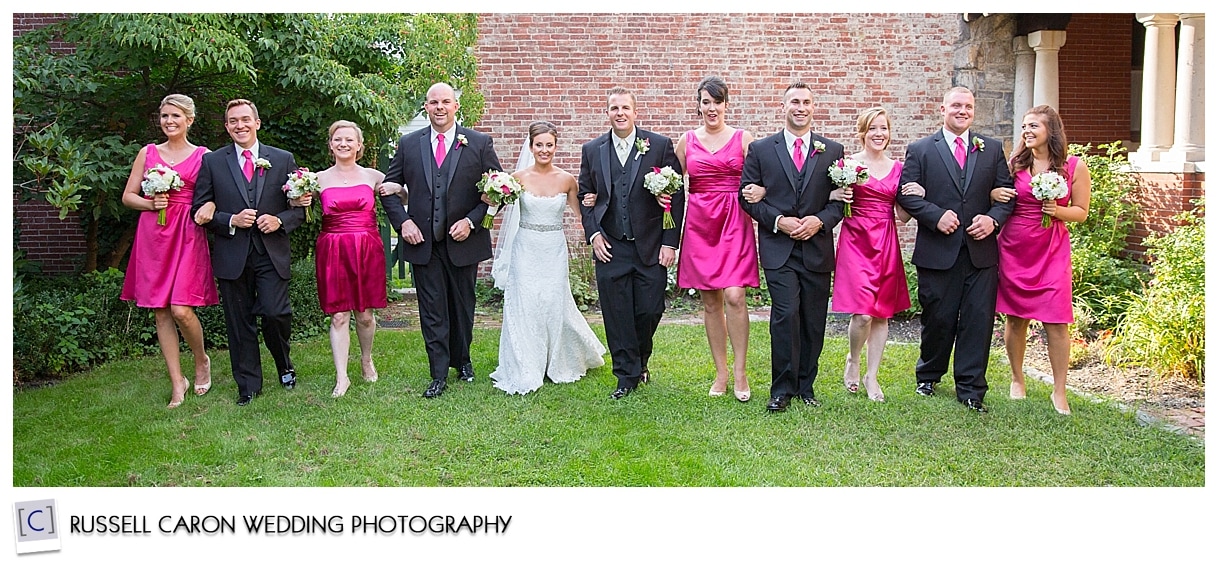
[1028, 30, 1067, 109]
[1134, 13, 1179, 162]
[1012, 35, 1035, 145]
[1166, 13, 1205, 163]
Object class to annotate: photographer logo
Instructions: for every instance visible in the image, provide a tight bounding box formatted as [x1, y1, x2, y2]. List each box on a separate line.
[13, 499, 61, 554]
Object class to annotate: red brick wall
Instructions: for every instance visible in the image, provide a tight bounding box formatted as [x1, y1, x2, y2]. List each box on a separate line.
[475, 13, 962, 260]
[1127, 171, 1206, 258]
[1059, 13, 1133, 147]
[13, 13, 87, 273]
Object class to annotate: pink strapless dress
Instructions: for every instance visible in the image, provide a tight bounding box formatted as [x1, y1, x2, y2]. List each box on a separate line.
[676, 129, 760, 290]
[996, 157, 1078, 323]
[120, 144, 219, 308]
[831, 161, 911, 318]
[315, 185, 387, 315]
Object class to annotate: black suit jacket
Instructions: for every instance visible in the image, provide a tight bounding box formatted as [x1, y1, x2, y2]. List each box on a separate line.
[577, 128, 685, 265]
[897, 130, 1015, 270]
[381, 125, 501, 267]
[739, 131, 845, 272]
[192, 143, 303, 280]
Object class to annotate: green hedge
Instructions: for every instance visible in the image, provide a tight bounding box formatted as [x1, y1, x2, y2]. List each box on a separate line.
[14, 257, 327, 383]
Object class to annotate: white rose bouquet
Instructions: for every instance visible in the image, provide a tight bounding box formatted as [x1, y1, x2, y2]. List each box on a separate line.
[643, 166, 682, 229]
[141, 164, 184, 226]
[477, 170, 524, 228]
[828, 157, 870, 217]
[282, 168, 320, 222]
[1029, 171, 1068, 228]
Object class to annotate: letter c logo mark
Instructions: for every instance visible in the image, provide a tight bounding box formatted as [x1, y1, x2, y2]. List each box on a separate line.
[27, 509, 45, 532]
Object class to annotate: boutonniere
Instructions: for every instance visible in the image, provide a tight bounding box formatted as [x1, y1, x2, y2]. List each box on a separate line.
[456, 133, 468, 148]
[634, 137, 650, 160]
[254, 158, 271, 176]
[811, 140, 826, 156]
[972, 137, 985, 153]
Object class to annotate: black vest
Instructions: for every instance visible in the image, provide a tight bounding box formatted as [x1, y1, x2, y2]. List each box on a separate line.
[430, 152, 448, 239]
[601, 151, 635, 240]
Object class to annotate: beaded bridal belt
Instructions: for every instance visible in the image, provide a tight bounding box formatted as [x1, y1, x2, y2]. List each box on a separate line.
[520, 221, 562, 232]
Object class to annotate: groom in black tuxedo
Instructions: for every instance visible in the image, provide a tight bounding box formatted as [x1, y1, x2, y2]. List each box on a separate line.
[381, 82, 502, 398]
[578, 86, 685, 399]
[739, 81, 845, 412]
[192, 99, 304, 406]
[896, 86, 1015, 413]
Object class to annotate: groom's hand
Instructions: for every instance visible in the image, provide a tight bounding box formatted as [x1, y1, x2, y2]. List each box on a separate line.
[965, 214, 997, 240]
[231, 208, 258, 229]
[658, 246, 676, 267]
[936, 210, 960, 235]
[255, 214, 282, 233]
[449, 219, 472, 242]
[591, 234, 613, 263]
[400, 219, 424, 245]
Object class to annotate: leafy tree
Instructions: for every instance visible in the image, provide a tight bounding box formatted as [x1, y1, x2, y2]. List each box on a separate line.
[13, 13, 482, 271]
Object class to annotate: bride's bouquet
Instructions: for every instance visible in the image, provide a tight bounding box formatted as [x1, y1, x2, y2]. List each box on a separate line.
[828, 157, 869, 217]
[1029, 171, 1068, 228]
[477, 170, 524, 228]
[141, 164, 184, 226]
[282, 168, 320, 222]
[643, 166, 682, 229]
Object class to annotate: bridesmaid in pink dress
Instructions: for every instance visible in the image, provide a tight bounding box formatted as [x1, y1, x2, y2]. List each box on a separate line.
[294, 121, 399, 398]
[119, 94, 219, 408]
[992, 105, 1091, 415]
[829, 107, 923, 402]
[675, 77, 759, 402]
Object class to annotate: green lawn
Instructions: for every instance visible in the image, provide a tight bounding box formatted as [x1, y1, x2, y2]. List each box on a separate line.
[12, 323, 1203, 486]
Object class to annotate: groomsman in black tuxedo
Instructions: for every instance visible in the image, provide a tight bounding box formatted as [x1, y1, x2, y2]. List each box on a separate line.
[896, 86, 1015, 413]
[578, 86, 685, 399]
[192, 99, 304, 406]
[739, 82, 845, 412]
[381, 82, 502, 398]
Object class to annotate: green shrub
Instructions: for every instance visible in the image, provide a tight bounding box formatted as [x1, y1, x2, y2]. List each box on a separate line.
[1065, 142, 1145, 329]
[568, 252, 599, 312]
[1106, 204, 1205, 381]
[894, 254, 921, 319]
[14, 268, 157, 381]
[13, 257, 328, 383]
[1070, 237, 1145, 328]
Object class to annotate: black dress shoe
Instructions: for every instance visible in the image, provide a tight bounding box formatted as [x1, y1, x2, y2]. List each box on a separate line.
[457, 363, 475, 382]
[801, 395, 821, 407]
[610, 387, 634, 400]
[961, 398, 988, 413]
[280, 369, 297, 389]
[422, 379, 447, 398]
[236, 390, 261, 406]
[915, 382, 936, 397]
[766, 396, 790, 412]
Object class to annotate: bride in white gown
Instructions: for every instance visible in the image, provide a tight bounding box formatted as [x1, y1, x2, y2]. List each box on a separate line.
[489, 121, 606, 395]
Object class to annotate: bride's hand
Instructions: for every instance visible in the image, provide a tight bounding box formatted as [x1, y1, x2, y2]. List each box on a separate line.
[481, 194, 495, 206]
[582, 193, 596, 207]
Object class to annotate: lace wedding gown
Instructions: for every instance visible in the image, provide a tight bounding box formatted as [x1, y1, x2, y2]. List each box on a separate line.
[490, 191, 606, 394]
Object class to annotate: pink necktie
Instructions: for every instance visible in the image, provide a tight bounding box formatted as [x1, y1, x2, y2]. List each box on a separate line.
[954, 137, 967, 169]
[435, 133, 447, 167]
[242, 149, 254, 181]
[793, 138, 804, 172]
